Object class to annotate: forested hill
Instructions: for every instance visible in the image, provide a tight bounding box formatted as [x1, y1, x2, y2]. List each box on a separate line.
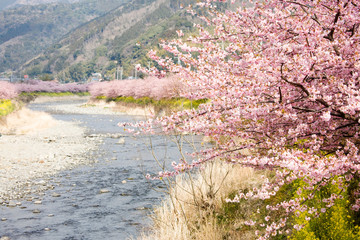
[0, 0, 82, 11]
[0, 0, 17, 11]
[1, 0, 230, 82]
[0, 0, 128, 72]
[21, 0, 198, 82]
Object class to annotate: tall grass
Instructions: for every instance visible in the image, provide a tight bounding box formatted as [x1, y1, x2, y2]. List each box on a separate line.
[140, 161, 262, 240]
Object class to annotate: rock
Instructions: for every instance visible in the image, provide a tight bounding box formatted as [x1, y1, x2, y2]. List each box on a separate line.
[51, 193, 61, 197]
[8, 201, 17, 207]
[34, 201, 42, 204]
[16, 202, 22, 206]
[121, 180, 127, 184]
[48, 214, 54, 217]
[0, 236, 10, 240]
[44, 228, 50, 231]
[99, 189, 110, 194]
[116, 138, 125, 145]
[110, 134, 123, 139]
[0, 198, 4, 204]
[111, 157, 117, 160]
[33, 209, 41, 214]
[37, 180, 47, 186]
[1, 218, 7, 221]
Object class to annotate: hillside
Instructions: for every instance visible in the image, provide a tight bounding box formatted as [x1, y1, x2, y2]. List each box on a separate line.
[0, 0, 17, 11]
[0, 0, 128, 72]
[0, 0, 82, 10]
[22, 0, 196, 82]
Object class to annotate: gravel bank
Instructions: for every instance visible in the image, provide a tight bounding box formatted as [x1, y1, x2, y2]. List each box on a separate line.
[0, 97, 100, 201]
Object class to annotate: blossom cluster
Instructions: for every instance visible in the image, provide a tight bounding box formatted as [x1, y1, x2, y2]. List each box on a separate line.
[15, 80, 89, 93]
[124, 0, 360, 238]
[89, 76, 183, 99]
[0, 81, 19, 99]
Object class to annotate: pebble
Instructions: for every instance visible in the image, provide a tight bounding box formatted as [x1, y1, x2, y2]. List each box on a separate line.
[16, 202, 22, 206]
[48, 214, 54, 217]
[111, 157, 117, 160]
[121, 180, 127, 184]
[0, 236, 10, 240]
[33, 209, 41, 214]
[34, 200, 42, 204]
[116, 138, 125, 144]
[99, 189, 110, 194]
[51, 193, 61, 197]
[37, 180, 47, 186]
[8, 201, 17, 207]
[44, 228, 50, 231]
[1, 218, 7, 221]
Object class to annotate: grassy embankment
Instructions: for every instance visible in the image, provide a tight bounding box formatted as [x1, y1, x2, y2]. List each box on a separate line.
[96, 96, 208, 112]
[141, 160, 360, 239]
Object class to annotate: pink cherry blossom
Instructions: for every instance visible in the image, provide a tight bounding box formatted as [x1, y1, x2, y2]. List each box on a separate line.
[123, 0, 360, 238]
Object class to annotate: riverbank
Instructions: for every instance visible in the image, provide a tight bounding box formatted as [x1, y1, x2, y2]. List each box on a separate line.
[87, 98, 156, 116]
[0, 98, 100, 202]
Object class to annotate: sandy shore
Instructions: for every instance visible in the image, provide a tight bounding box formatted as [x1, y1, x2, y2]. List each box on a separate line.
[0, 97, 100, 202]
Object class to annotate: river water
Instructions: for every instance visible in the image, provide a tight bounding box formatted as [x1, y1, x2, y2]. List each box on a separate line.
[0, 99, 202, 240]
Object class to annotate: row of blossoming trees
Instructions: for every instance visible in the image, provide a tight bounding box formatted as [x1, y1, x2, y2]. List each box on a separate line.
[123, 0, 360, 238]
[88, 76, 183, 100]
[0, 80, 89, 100]
[0, 76, 181, 100]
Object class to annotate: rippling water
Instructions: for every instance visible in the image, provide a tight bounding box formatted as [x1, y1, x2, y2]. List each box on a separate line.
[0, 99, 203, 240]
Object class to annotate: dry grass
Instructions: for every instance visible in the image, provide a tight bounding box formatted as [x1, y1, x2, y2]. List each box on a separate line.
[0, 107, 56, 135]
[140, 161, 264, 240]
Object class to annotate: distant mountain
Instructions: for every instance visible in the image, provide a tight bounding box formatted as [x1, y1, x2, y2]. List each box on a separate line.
[21, 0, 196, 81]
[1, 0, 230, 81]
[0, 0, 128, 72]
[0, 0, 80, 11]
[0, 0, 18, 11]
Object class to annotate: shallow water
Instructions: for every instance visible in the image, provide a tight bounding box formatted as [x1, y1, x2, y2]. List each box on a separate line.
[0, 99, 203, 240]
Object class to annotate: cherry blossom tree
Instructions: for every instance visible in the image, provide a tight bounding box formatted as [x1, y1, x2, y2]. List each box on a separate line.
[124, 0, 360, 238]
[0, 81, 18, 99]
[15, 80, 89, 93]
[89, 76, 183, 100]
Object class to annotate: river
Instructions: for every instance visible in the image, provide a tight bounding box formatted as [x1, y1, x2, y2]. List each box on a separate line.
[0, 98, 202, 240]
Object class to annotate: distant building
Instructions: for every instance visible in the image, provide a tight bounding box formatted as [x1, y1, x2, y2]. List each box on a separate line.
[89, 73, 102, 82]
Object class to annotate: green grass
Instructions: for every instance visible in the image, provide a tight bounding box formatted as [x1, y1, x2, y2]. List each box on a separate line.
[98, 96, 208, 111]
[0, 99, 15, 116]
